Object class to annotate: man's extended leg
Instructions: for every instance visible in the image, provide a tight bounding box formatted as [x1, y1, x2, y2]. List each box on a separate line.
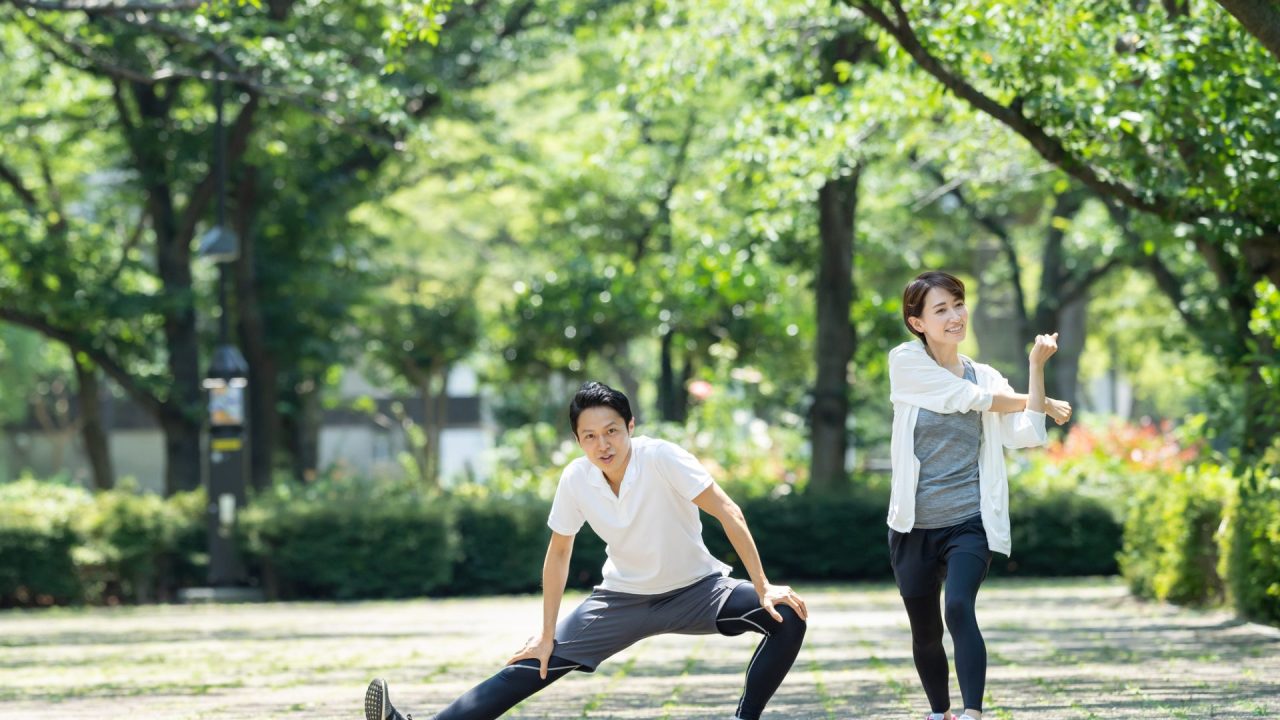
[365, 658, 579, 720]
[715, 582, 807, 720]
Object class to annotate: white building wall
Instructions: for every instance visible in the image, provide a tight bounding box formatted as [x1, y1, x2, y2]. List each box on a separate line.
[0, 429, 166, 493]
[317, 424, 494, 483]
[2, 364, 494, 488]
[111, 431, 167, 493]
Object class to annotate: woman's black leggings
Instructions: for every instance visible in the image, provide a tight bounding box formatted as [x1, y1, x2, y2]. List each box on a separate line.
[903, 552, 988, 713]
[429, 583, 806, 720]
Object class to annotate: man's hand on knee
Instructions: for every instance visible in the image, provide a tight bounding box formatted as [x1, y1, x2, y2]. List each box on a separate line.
[758, 583, 809, 622]
[506, 633, 556, 678]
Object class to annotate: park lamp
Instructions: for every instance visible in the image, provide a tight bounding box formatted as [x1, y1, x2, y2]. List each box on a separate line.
[203, 340, 249, 589]
[203, 344, 249, 391]
[188, 71, 254, 596]
[198, 225, 240, 264]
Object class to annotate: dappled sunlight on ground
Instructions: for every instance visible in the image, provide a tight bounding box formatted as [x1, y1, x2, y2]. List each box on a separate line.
[0, 579, 1275, 719]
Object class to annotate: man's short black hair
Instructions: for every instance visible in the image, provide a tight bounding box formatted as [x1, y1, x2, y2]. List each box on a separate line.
[569, 381, 633, 437]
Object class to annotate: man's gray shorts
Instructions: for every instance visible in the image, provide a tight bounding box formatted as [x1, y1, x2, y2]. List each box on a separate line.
[552, 574, 748, 672]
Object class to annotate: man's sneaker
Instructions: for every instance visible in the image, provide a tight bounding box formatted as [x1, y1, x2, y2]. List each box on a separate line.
[925, 714, 947, 720]
[364, 678, 411, 720]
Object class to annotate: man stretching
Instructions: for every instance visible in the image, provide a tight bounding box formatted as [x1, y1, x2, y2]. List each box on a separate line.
[365, 381, 808, 720]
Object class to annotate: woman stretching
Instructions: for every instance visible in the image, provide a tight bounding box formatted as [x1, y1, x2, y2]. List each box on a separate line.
[888, 271, 1070, 720]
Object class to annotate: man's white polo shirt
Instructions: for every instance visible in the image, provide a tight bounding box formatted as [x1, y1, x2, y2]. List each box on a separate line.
[547, 435, 732, 594]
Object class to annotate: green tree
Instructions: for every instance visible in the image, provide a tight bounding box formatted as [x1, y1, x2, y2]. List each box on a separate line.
[363, 279, 480, 487]
[849, 0, 1280, 457]
[0, 0, 555, 493]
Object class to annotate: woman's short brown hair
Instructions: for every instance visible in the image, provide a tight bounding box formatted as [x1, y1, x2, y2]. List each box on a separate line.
[902, 271, 966, 344]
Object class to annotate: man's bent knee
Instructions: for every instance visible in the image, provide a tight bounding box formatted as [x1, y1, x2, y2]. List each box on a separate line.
[773, 605, 807, 641]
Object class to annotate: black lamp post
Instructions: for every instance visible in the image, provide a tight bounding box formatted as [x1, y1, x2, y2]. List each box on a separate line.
[199, 75, 249, 588]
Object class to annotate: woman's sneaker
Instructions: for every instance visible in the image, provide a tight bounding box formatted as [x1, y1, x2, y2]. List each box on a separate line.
[365, 678, 411, 720]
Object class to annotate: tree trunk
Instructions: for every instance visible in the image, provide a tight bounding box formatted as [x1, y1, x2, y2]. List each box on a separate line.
[421, 367, 446, 488]
[604, 343, 642, 415]
[160, 414, 202, 495]
[1049, 295, 1088, 420]
[157, 249, 203, 495]
[809, 170, 860, 494]
[133, 81, 203, 495]
[1029, 191, 1087, 411]
[234, 166, 278, 491]
[657, 331, 688, 423]
[289, 378, 323, 483]
[436, 372, 449, 484]
[972, 237, 1029, 386]
[74, 356, 115, 491]
[1214, 0, 1280, 64]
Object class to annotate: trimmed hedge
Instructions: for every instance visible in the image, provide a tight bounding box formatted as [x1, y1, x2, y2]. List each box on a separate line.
[239, 484, 457, 600]
[0, 523, 82, 606]
[0, 475, 1125, 605]
[704, 490, 892, 581]
[1116, 456, 1280, 626]
[77, 487, 207, 603]
[0, 480, 204, 606]
[704, 488, 1121, 581]
[0, 481, 89, 605]
[232, 479, 1121, 600]
[1220, 467, 1280, 624]
[1001, 489, 1122, 577]
[449, 497, 550, 594]
[1119, 464, 1228, 606]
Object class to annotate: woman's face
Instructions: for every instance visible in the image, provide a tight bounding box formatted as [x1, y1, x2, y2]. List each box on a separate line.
[908, 286, 968, 347]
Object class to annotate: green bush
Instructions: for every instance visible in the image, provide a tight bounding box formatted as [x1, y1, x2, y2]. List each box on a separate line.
[0, 480, 87, 605]
[0, 479, 205, 606]
[444, 484, 1120, 591]
[1220, 464, 1280, 624]
[239, 478, 457, 600]
[0, 457, 1131, 606]
[705, 487, 1119, 583]
[998, 489, 1122, 577]
[162, 488, 213, 594]
[450, 497, 550, 594]
[566, 526, 608, 588]
[1119, 463, 1228, 605]
[75, 484, 208, 603]
[701, 490, 890, 581]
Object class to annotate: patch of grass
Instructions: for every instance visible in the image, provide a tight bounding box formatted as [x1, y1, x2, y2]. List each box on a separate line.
[806, 658, 840, 720]
[579, 656, 636, 717]
[657, 642, 703, 719]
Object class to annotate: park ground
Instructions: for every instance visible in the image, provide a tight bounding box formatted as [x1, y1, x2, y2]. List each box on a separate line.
[0, 578, 1276, 719]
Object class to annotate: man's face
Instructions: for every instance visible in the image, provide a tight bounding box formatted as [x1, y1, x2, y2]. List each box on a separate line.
[575, 406, 635, 477]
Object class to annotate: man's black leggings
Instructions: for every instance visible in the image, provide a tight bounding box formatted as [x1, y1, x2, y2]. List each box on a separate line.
[429, 583, 805, 720]
[902, 551, 988, 714]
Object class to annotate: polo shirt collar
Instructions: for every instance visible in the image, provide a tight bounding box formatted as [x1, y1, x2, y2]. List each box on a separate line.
[587, 449, 639, 501]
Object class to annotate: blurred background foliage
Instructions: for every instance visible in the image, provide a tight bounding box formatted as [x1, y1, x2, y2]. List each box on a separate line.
[1, 0, 1278, 622]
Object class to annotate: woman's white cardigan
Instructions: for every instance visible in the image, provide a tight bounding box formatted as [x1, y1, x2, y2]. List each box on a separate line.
[887, 340, 1048, 556]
